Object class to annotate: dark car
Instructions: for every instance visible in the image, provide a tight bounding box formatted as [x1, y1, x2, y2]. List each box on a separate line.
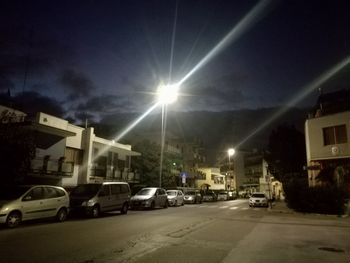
[202, 191, 217, 202]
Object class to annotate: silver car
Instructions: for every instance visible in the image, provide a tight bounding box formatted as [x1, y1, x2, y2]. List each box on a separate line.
[69, 182, 131, 217]
[130, 187, 168, 209]
[0, 185, 69, 228]
[166, 190, 184, 206]
[249, 192, 268, 207]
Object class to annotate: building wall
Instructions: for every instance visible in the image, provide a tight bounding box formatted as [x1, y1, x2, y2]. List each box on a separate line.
[305, 111, 350, 187]
[196, 167, 225, 190]
[305, 111, 350, 161]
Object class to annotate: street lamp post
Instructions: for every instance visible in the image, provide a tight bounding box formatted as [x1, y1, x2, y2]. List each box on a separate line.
[227, 148, 235, 190]
[157, 83, 179, 188]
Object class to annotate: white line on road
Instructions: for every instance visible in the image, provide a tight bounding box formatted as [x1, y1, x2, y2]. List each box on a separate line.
[230, 207, 238, 210]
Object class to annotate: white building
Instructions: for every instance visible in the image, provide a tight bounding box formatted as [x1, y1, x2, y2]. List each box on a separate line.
[27, 112, 140, 188]
[305, 110, 350, 188]
[195, 167, 225, 190]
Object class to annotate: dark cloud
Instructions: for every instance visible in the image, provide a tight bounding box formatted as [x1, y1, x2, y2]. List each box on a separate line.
[73, 94, 140, 121]
[59, 69, 95, 101]
[0, 91, 65, 118]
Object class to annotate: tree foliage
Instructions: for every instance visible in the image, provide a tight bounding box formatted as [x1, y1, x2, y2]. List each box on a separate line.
[267, 124, 307, 183]
[0, 123, 36, 185]
[132, 139, 182, 188]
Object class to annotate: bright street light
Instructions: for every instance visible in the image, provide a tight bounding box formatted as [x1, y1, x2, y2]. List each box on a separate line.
[228, 148, 235, 158]
[157, 83, 179, 105]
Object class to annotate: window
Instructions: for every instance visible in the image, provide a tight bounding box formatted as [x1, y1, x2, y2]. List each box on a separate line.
[65, 147, 83, 165]
[323, 125, 347, 145]
[44, 187, 58, 198]
[24, 187, 44, 201]
[111, 184, 121, 194]
[121, 184, 130, 193]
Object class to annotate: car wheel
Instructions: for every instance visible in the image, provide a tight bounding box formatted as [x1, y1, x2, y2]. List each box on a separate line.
[181, 200, 184, 206]
[6, 211, 22, 228]
[164, 200, 168, 208]
[56, 208, 68, 222]
[121, 203, 128, 215]
[150, 201, 155, 210]
[91, 205, 100, 218]
[174, 200, 177, 207]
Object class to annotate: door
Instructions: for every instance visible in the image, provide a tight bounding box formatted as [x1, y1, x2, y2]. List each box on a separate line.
[43, 186, 66, 217]
[110, 184, 122, 210]
[98, 185, 113, 212]
[21, 187, 47, 220]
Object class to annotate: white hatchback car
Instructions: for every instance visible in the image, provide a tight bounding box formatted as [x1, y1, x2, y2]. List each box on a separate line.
[166, 190, 184, 206]
[0, 185, 70, 228]
[249, 192, 268, 207]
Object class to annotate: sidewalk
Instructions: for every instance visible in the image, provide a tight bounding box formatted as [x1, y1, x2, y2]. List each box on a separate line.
[268, 200, 350, 219]
[268, 200, 295, 214]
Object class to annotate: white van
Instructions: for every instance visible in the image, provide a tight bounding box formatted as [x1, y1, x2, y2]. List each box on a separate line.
[69, 182, 130, 217]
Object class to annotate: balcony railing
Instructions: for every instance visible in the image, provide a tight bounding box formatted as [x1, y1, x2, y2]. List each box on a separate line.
[30, 157, 74, 177]
[90, 166, 140, 183]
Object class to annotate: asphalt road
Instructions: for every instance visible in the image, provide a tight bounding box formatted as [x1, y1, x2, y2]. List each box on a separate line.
[1, 199, 349, 263]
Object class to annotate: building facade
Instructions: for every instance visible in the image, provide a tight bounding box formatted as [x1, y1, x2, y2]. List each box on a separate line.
[1, 106, 141, 188]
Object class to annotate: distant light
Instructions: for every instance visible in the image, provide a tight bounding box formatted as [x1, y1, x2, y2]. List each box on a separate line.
[228, 148, 235, 157]
[157, 83, 179, 105]
[173, 162, 176, 166]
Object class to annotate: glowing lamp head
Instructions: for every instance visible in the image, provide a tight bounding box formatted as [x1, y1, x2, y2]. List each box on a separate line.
[157, 83, 179, 105]
[228, 148, 235, 157]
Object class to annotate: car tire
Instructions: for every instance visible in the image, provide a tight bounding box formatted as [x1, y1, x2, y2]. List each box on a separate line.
[6, 211, 22, 228]
[56, 208, 68, 222]
[174, 200, 177, 207]
[121, 203, 128, 215]
[164, 200, 168, 208]
[150, 201, 155, 210]
[91, 205, 100, 218]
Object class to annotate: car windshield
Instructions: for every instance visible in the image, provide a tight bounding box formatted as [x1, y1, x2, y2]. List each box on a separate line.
[252, 193, 266, 198]
[70, 184, 101, 196]
[0, 186, 31, 200]
[136, 188, 155, 196]
[167, 191, 177, 196]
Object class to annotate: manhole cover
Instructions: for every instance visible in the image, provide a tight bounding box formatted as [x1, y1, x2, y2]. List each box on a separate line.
[318, 247, 345, 253]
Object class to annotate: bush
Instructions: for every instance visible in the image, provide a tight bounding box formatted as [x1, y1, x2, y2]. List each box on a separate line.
[284, 179, 346, 215]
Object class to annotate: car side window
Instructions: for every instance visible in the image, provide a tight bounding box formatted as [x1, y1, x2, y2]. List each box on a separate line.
[120, 184, 129, 194]
[55, 188, 66, 197]
[111, 184, 121, 194]
[23, 187, 44, 201]
[99, 185, 110, 196]
[44, 187, 58, 199]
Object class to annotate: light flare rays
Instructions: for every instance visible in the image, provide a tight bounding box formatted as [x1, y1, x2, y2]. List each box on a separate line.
[178, 0, 273, 86]
[236, 54, 350, 148]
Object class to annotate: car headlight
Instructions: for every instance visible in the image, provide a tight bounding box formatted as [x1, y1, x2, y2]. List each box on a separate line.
[82, 200, 94, 206]
[142, 199, 151, 204]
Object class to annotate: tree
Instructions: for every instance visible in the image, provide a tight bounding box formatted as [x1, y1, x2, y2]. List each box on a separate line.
[0, 122, 36, 185]
[266, 124, 307, 183]
[132, 139, 182, 188]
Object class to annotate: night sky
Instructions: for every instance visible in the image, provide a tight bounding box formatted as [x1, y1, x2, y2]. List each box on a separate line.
[1, 0, 350, 123]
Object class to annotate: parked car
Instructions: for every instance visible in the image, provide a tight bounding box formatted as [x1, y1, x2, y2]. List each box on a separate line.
[202, 191, 217, 202]
[166, 190, 184, 206]
[69, 182, 131, 217]
[249, 192, 268, 207]
[227, 190, 237, 200]
[130, 187, 168, 209]
[0, 185, 69, 228]
[217, 191, 228, 201]
[184, 190, 202, 204]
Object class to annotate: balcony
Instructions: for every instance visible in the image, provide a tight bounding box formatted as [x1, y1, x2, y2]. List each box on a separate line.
[30, 157, 74, 177]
